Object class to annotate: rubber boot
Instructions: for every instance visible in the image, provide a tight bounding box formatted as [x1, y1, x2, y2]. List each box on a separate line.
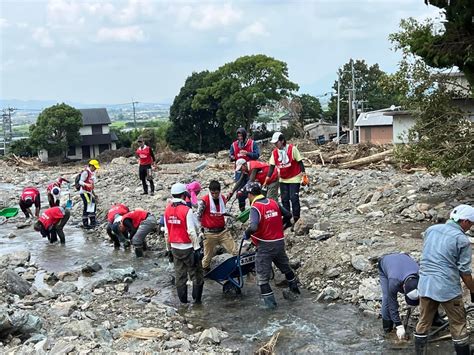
[177, 285, 188, 304]
[134, 247, 144, 258]
[142, 241, 148, 251]
[114, 241, 121, 250]
[192, 283, 204, 304]
[454, 343, 470, 355]
[57, 230, 66, 244]
[82, 216, 90, 228]
[382, 319, 394, 334]
[262, 294, 277, 309]
[414, 333, 428, 355]
[288, 279, 301, 294]
[432, 311, 447, 328]
[89, 215, 98, 228]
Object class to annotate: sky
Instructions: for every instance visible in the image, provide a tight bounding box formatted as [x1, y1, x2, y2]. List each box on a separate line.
[0, 0, 441, 105]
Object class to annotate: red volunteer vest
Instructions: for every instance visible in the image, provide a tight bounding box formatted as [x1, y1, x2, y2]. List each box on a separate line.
[81, 168, 94, 192]
[164, 203, 191, 244]
[200, 194, 226, 229]
[122, 209, 149, 229]
[247, 161, 278, 185]
[272, 144, 301, 179]
[107, 204, 129, 223]
[39, 206, 64, 230]
[233, 139, 254, 163]
[21, 187, 39, 201]
[251, 198, 284, 246]
[136, 146, 153, 166]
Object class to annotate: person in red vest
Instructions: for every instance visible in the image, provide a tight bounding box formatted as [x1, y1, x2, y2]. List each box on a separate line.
[106, 203, 130, 249]
[164, 183, 203, 304]
[243, 182, 299, 309]
[229, 127, 260, 212]
[34, 206, 70, 244]
[120, 208, 157, 258]
[136, 137, 156, 196]
[230, 159, 280, 202]
[196, 180, 237, 273]
[46, 177, 70, 207]
[19, 187, 41, 218]
[78, 160, 100, 229]
[266, 132, 309, 225]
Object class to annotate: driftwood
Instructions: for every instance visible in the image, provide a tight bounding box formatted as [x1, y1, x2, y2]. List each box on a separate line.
[338, 149, 393, 169]
[121, 327, 167, 340]
[255, 331, 280, 355]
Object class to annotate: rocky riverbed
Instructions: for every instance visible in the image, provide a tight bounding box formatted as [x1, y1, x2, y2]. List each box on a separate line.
[0, 143, 472, 353]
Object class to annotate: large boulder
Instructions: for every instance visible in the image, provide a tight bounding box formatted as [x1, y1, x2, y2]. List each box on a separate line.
[0, 270, 31, 297]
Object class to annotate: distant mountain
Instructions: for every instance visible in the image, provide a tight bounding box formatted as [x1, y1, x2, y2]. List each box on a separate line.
[0, 99, 171, 111]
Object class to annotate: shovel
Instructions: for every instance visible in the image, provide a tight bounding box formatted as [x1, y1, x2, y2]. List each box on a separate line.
[66, 184, 73, 209]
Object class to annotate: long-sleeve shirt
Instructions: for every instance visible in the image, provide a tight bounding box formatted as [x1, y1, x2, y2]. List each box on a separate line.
[418, 220, 472, 302]
[245, 197, 292, 237]
[79, 168, 96, 194]
[379, 253, 419, 325]
[164, 198, 200, 250]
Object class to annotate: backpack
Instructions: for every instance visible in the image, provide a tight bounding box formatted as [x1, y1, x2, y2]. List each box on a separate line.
[74, 169, 90, 191]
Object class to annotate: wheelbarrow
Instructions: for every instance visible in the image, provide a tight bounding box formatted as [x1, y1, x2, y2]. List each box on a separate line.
[204, 238, 255, 294]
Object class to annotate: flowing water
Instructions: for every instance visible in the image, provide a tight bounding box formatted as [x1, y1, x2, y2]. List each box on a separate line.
[0, 219, 452, 353]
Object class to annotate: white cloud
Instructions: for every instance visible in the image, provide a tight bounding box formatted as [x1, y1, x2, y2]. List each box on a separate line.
[236, 21, 269, 42]
[96, 26, 145, 42]
[189, 3, 242, 30]
[0, 18, 9, 29]
[47, 0, 83, 26]
[32, 27, 55, 48]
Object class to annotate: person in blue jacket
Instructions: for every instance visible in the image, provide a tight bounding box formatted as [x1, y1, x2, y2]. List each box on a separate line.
[379, 253, 445, 340]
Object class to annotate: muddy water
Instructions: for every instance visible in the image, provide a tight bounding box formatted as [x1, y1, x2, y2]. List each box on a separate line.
[0, 221, 452, 353]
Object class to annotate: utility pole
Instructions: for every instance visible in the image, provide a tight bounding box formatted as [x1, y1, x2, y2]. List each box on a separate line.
[336, 72, 341, 144]
[350, 59, 357, 144]
[348, 90, 353, 144]
[131, 101, 139, 130]
[2, 107, 15, 155]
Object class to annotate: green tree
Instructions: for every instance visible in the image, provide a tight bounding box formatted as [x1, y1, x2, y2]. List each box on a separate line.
[29, 103, 83, 157]
[326, 59, 401, 125]
[387, 18, 474, 177]
[8, 139, 35, 157]
[193, 54, 299, 135]
[299, 94, 323, 123]
[166, 71, 230, 153]
[406, 1, 474, 91]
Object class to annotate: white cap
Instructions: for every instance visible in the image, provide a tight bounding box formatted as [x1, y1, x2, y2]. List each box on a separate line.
[270, 132, 283, 143]
[450, 204, 474, 222]
[171, 183, 187, 195]
[235, 158, 247, 172]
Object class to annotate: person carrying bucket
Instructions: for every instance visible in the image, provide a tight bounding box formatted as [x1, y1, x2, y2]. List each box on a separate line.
[78, 160, 100, 229]
[243, 182, 298, 309]
[46, 177, 70, 207]
[19, 186, 41, 218]
[34, 206, 70, 244]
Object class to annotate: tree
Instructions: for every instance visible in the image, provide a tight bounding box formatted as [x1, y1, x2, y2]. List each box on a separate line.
[166, 71, 230, 153]
[193, 54, 299, 135]
[406, 0, 474, 91]
[29, 103, 83, 157]
[326, 59, 402, 125]
[299, 94, 323, 123]
[387, 18, 474, 177]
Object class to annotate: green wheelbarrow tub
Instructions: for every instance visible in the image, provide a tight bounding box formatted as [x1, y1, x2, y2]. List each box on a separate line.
[0, 207, 19, 218]
[236, 207, 251, 223]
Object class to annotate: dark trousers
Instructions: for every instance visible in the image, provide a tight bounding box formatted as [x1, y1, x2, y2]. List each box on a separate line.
[80, 192, 96, 226]
[172, 248, 204, 289]
[48, 193, 60, 208]
[235, 172, 248, 211]
[280, 182, 301, 219]
[139, 165, 154, 193]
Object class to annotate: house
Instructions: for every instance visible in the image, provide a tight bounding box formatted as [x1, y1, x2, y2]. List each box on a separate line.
[303, 121, 339, 141]
[38, 108, 117, 162]
[251, 112, 291, 132]
[355, 108, 394, 144]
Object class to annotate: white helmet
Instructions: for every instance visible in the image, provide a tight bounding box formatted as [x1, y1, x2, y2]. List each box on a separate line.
[52, 187, 61, 196]
[171, 183, 187, 195]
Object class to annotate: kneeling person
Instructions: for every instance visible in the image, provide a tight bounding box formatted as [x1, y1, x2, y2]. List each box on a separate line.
[106, 203, 130, 249]
[34, 206, 70, 244]
[19, 187, 41, 219]
[243, 182, 299, 309]
[197, 180, 237, 273]
[120, 208, 157, 258]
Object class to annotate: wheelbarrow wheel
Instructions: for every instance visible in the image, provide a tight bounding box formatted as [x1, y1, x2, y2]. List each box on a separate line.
[223, 281, 242, 295]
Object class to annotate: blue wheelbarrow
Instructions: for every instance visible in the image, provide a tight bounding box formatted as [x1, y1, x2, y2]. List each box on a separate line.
[204, 238, 255, 294]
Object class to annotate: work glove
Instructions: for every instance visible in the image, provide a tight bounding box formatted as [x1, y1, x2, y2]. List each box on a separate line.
[283, 218, 292, 230]
[165, 250, 174, 263]
[395, 325, 406, 340]
[236, 191, 244, 198]
[193, 249, 203, 267]
[301, 174, 309, 186]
